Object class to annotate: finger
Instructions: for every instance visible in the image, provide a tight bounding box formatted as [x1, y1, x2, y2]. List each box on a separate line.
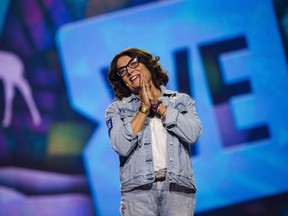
[138, 73, 143, 91]
[139, 74, 149, 101]
[143, 79, 154, 101]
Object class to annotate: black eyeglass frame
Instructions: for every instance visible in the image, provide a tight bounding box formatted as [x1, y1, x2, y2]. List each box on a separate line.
[117, 57, 139, 77]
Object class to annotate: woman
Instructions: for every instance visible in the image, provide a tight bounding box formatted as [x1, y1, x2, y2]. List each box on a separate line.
[105, 48, 202, 216]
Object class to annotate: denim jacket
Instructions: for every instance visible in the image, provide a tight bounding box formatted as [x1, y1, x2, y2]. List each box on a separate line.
[105, 86, 202, 192]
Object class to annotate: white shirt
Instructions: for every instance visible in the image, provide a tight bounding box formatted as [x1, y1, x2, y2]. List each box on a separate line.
[150, 117, 167, 171]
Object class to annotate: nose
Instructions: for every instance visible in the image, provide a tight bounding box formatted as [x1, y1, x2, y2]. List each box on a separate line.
[126, 67, 133, 76]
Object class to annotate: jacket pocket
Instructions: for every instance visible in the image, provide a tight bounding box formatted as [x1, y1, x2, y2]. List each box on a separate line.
[176, 103, 188, 114]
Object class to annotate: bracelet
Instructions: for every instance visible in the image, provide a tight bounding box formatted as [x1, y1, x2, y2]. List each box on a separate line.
[156, 102, 163, 113]
[139, 106, 150, 116]
[160, 105, 167, 120]
[151, 100, 163, 112]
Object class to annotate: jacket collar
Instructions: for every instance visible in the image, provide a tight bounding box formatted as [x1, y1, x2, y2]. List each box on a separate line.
[160, 85, 177, 96]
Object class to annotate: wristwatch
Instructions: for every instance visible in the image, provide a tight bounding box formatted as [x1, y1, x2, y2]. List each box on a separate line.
[139, 106, 150, 116]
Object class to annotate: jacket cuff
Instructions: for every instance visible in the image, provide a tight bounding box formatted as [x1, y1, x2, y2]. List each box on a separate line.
[122, 122, 138, 140]
[163, 107, 178, 129]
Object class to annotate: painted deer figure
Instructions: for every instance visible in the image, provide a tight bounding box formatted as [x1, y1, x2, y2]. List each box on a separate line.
[0, 50, 41, 127]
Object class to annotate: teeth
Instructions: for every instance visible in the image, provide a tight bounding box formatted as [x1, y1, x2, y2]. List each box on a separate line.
[131, 75, 138, 81]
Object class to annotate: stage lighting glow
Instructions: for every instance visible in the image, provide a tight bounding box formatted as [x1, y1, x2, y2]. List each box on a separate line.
[57, 0, 288, 215]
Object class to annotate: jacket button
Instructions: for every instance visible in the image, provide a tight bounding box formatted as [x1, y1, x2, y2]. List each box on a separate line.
[169, 157, 173, 162]
[169, 142, 173, 145]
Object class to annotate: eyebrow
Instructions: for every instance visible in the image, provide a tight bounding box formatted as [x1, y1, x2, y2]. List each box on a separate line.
[117, 57, 136, 70]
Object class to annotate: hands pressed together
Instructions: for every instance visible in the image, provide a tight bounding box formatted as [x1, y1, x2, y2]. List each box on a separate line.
[138, 73, 167, 120]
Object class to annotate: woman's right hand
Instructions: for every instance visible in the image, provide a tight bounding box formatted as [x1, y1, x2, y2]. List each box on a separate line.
[138, 73, 151, 109]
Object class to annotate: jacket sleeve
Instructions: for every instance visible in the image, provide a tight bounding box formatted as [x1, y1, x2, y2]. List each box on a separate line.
[105, 102, 142, 157]
[163, 94, 202, 144]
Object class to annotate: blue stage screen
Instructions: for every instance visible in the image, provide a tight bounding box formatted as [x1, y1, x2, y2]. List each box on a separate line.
[57, 0, 288, 215]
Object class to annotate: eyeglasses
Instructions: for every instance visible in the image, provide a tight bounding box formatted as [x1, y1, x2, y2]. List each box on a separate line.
[117, 57, 139, 77]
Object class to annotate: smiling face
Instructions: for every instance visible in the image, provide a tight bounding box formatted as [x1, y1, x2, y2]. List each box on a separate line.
[117, 55, 152, 94]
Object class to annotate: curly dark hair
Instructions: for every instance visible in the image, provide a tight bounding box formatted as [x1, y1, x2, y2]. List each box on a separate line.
[108, 48, 169, 100]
